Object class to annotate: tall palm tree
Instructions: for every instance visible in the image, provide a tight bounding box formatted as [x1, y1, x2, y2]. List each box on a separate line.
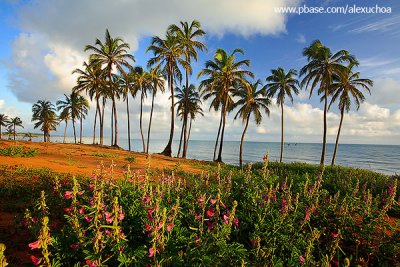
[0, 114, 10, 140]
[300, 40, 356, 167]
[174, 84, 201, 157]
[146, 67, 165, 154]
[85, 29, 135, 147]
[57, 92, 81, 144]
[265, 68, 300, 163]
[184, 88, 204, 155]
[77, 95, 90, 144]
[119, 72, 135, 151]
[198, 48, 253, 162]
[329, 64, 373, 165]
[168, 20, 207, 158]
[59, 108, 70, 143]
[8, 117, 23, 140]
[73, 61, 106, 145]
[32, 100, 58, 142]
[131, 66, 150, 152]
[234, 80, 271, 167]
[147, 33, 187, 156]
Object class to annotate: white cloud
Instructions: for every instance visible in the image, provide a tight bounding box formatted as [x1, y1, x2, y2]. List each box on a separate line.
[0, 99, 4, 109]
[295, 33, 306, 43]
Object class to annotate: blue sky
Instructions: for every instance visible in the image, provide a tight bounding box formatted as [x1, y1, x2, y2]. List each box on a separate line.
[0, 0, 399, 145]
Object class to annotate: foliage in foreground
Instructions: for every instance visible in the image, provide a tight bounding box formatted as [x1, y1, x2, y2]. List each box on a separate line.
[1, 161, 399, 266]
[0, 145, 38, 157]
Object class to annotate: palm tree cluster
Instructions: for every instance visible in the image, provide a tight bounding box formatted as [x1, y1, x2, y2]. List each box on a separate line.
[20, 23, 371, 169]
[0, 114, 23, 140]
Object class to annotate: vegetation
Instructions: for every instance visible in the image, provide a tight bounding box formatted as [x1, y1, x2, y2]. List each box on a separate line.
[0, 145, 38, 157]
[0, 161, 398, 266]
[32, 100, 58, 142]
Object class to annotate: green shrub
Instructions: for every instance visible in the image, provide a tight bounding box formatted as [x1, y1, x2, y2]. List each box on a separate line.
[125, 155, 136, 163]
[0, 146, 38, 157]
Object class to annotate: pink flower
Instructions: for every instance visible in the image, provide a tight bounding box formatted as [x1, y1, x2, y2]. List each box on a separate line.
[89, 182, 94, 189]
[210, 198, 217, 205]
[29, 240, 40, 250]
[64, 191, 72, 199]
[250, 239, 257, 246]
[299, 255, 305, 265]
[77, 190, 85, 195]
[85, 215, 92, 223]
[304, 207, 310, 222]
[223, 214, 229, 224]
[145, 223, 152, 234]
[86, 259, 99, 267]
[197, 196, 205, 203]
[206, 208, 214, 217]
[195, 213, 202, 220]
[233, 218, 239, 228]
[79, 206, 85, 214]
[30, 255, 41, 266]
[119, 211, 124, 221]
[167, 223, 174, 232]
[144, 196, 150, 204]
[331, 232, 338, 239]
[149, 247, 155, 258]
[104, 212, 113, 224]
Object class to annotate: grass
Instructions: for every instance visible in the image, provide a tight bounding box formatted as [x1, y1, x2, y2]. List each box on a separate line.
[0, 146, 38, 157]
[92, 152, 116, 158]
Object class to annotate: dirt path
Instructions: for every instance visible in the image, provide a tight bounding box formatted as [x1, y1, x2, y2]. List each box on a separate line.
[0, 140, 209, 177]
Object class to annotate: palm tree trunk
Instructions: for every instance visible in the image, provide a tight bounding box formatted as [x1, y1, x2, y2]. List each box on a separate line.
[280, 104, 284, 163]
[217, 103, 228, 162]
[100, 97, 105, 145]
[63, 120, 68, 143]
[331, 108, 344, 166]
[214, 112, 223, 161]
[320, 91, 328, 167]
[93, 97, 100, 144]
[147, 91, 156, 154]
[13, 125, 16, 140]
[126, 94, 131, 151]
[186, 118, 193, 152]
[161, 70, 174, 156]
[177, 122, 184, 157]
[239, 114, 250, 167]
[111, 105, 114, 146]
[140, 90, 146, 152]
[80, 107, 83, 144]
[43, 130, 46, 142]
[72, 119, 77, 144]
[109, 69, 118, 147]
[182, 68, 189, 158]
[0, 125, 2, 139]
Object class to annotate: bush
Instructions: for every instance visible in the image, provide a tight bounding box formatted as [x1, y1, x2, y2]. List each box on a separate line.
[0, 146, 38, 157]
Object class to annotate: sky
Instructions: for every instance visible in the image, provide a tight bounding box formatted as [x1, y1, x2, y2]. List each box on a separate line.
[0, 0, 399, 145]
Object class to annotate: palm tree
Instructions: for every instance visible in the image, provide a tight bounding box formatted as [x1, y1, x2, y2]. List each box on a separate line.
[8, 117, 23, 140]
[85, 29, 135, 147]
[234, 80, 271, 167]
[329, 64, 373, 165]
[73, 61, 105, 145]
[146, 67, 165, 154]
[118, 72, 134, 151]
[174, 84, 200, 157]
[198, 48, 253, 162]
[77, 95, 90, 144]
[168, 20, 207, 158]
[183, 88, 204, 154]
[59, 108, 70, 143]
[57, 92, 81, 144]
[300, 40, 356, 167]
[265, 68, 300, 163]
[6, 127, 14, 140]
[32, 100, 58, 142]
[131, 66, 150, 152]
[23, 133, 34, 141]
[147, 33, 187, 156]
[0, 114, 10, 140]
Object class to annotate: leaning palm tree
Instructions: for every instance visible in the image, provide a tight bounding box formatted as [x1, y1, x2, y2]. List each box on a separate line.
[0, 114, 10, 140]
[168, 20, 207, 158]
[131, 66, 150, 152]
[300, 40, 356, 167]
[8, 117, 23, 140]
[265, 68, 300, 163]
[32, 100, 58, 142]
[59, 108, 70, 143]
[73, 60, 106, 145]
[57, 92, 81, 144]
[329, 64, 373, 165]
[234, 80, 271, 167]
[77, 95, 90, 144]
[85, 29, 135, 147]
[147, 33, 187, 156]
[198, 48, 253, 162]
[146, 67, 165, 154]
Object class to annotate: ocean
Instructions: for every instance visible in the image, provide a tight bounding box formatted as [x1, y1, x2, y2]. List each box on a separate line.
[25, 135, 400, 175]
